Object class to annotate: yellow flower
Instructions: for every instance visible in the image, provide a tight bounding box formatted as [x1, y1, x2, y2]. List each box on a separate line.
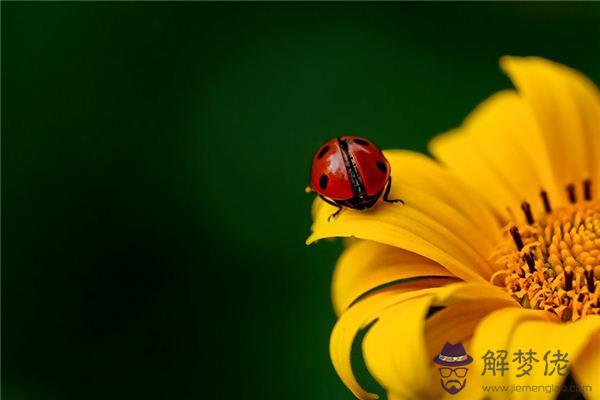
[307, 57, 600, 400]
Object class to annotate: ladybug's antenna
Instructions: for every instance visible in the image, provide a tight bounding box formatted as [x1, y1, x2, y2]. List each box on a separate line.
[305, 186, 313, 194]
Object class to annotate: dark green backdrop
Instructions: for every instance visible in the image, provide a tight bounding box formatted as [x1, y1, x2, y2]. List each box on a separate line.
[3, 3, 600, 400]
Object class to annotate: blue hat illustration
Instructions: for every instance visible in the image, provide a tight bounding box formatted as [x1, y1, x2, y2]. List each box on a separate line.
[433, 342, 473, 367]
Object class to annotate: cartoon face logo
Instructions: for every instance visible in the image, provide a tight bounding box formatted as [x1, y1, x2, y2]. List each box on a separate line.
[433, 342, 473, 395]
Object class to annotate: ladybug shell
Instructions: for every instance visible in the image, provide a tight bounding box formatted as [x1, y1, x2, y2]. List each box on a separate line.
[310, 136, 390, 201]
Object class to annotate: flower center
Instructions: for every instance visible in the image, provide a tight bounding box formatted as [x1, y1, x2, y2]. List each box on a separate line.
[491, 180, 599, 321]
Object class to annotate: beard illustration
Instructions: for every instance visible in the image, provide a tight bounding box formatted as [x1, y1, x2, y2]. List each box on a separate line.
[440, 378, 466, 395]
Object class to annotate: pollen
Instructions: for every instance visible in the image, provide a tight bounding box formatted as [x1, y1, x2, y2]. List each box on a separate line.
[491, 181, 600, 321]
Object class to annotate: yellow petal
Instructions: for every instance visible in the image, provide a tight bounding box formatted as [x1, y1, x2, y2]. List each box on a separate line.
[308, 206, 489, 282]
[424, 298, 518, 365]
[373, 296, 516, 400]
[384, 150, 501, 244]
[332, 240, 456, 315]
[430, 90, 560, 221]
[308, 151, 501, 281]
[472, 307, 600, 400]
[507, 317, 600, 399]
[464, 91, 562, 215]
[471, 308, 554, 400]
[330, 286, 439, 399]
[425, 285, 516, 400]
[388, 390, 471, 400]
[501, 56, 600, 200]
[572, 331, 600, 400]
[362, 296, 439, 399]
[352, 283, 517, 399]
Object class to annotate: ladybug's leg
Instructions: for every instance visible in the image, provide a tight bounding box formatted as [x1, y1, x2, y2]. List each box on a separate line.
[318, 194, 339, 207]
[318, 195, 344, 222]
[328, 206, 343, 222]
[383, 177, 404, 205]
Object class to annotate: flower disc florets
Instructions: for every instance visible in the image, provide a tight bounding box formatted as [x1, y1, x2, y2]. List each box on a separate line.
[492, 182, 600, 321]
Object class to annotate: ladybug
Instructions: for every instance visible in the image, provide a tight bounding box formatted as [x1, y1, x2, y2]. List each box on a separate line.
[309, 135, 403, 221]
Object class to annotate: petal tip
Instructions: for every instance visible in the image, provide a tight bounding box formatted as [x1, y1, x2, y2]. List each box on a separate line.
[499, 54, 519, 70]
[499, 54, 534, 71]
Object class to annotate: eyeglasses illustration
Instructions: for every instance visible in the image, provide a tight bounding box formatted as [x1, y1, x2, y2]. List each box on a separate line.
[438, 367, 468, 378]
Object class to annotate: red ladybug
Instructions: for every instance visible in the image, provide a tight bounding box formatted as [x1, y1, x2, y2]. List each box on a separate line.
[309, 136, 403, 221]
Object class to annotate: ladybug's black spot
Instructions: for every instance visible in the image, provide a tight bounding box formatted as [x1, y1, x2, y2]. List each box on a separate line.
[317, 145, 330, 159]
[376, 161, 387, 173]
[354, 138, 370, 146]
[319, 174, 329, 190]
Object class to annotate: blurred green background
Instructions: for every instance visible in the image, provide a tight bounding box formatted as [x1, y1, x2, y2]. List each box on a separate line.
[3, 3, 600, 400]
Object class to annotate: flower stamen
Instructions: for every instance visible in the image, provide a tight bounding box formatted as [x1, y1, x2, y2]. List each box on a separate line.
[509, 226, 524, 250]
[523, 252, 536, 273]
[521, 202, 535, 225]
[583, 179, 592, 201]
[540, 190, 552, 213]
[492, 182, 600, 321]
[585, 265, 595, 293]
[567, 183, 577, 204]
[564, 266, 573, 291]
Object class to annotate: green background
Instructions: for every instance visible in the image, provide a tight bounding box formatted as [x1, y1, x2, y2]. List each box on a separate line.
[3, 3, 600, 400]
